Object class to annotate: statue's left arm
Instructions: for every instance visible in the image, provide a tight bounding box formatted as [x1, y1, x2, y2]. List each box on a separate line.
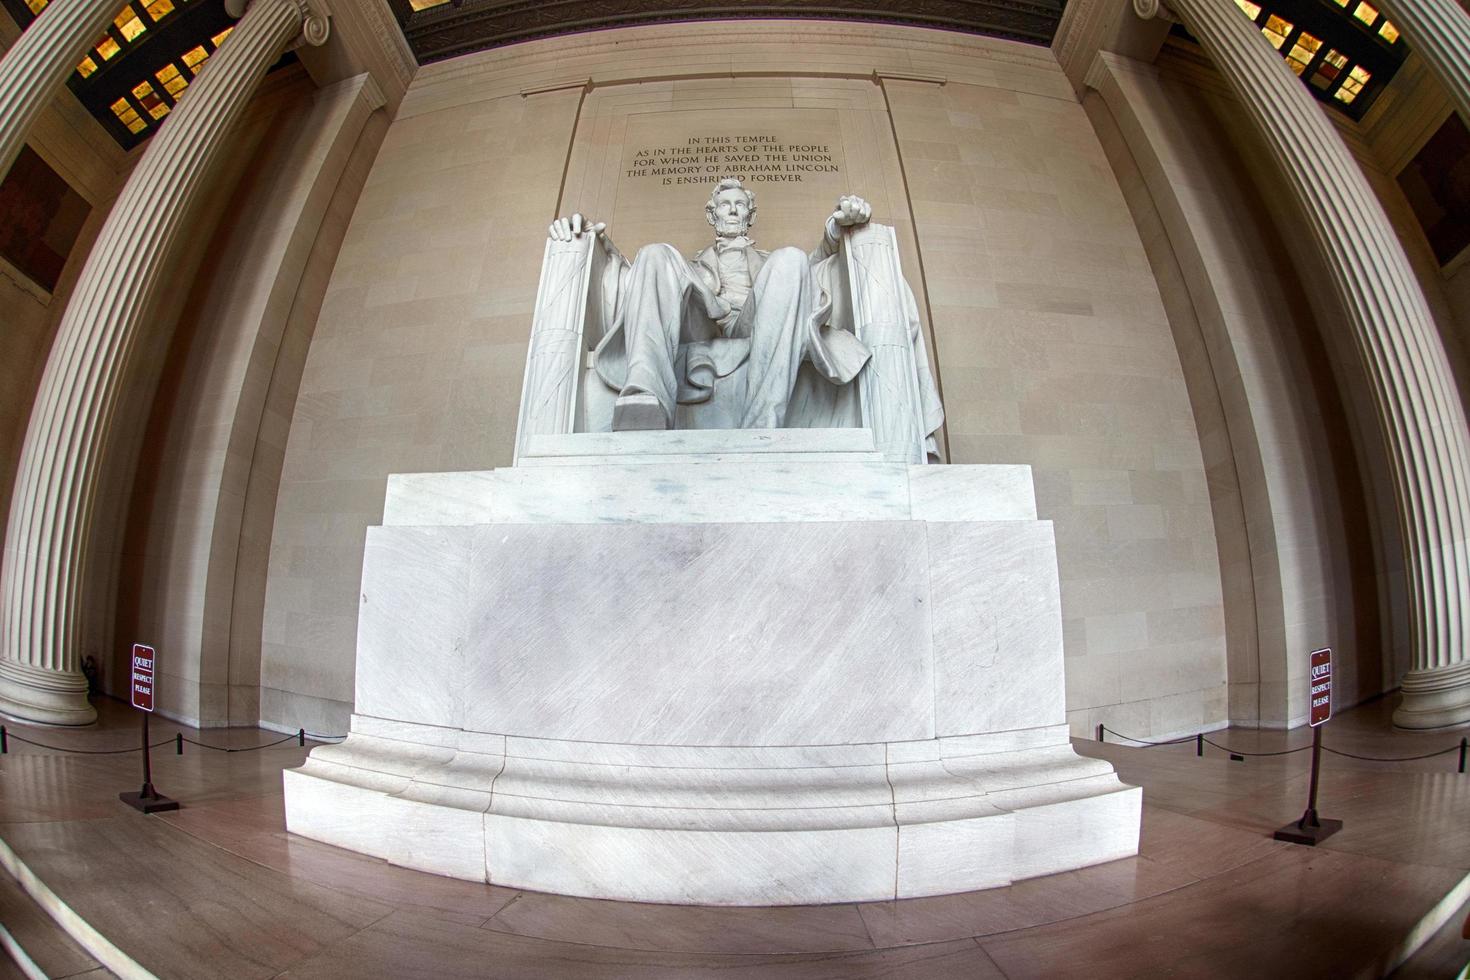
[810, 195, 872, 264]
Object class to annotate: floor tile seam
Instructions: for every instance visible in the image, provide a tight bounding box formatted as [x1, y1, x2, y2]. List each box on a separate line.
[999, 845, 1337, 942]
[143, 810, 407, 921]
[943, 867, 1213, 945]
[1319, 852, 1470, 877]
[164, 809, 529, 918]
[476, 890, 524, 929]
[1176, 778, 1317, 814]
[961, 867, 1246, 949]
[852, 899, 882, 950]
[968, 935, 1013, 977]
[471, 921, 974, 959]
[1170, 811, 1470, 881]
[280, 907, 400, 978]
[0, 818, 118, 831]
[1173, 802, 1463, 857]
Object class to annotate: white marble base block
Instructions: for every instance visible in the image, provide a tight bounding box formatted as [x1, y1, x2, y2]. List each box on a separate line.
[285, 431, 1140, 904]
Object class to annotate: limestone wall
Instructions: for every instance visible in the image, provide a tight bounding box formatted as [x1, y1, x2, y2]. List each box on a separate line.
[114, 73, 387, 729]
[1087, 53, 1387, 727]
[259, 21, 1233, 737]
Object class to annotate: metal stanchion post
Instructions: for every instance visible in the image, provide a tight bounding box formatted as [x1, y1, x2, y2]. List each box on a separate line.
[1273, 723, 1340, 844]
[118, 645, 178, 814]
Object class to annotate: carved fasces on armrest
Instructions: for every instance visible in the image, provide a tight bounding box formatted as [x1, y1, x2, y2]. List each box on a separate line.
[838, 222, 927, 465]
[513, 233, 609, 463]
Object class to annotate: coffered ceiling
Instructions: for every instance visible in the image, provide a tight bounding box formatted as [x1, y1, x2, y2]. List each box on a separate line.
[386, 0, 1068, 64]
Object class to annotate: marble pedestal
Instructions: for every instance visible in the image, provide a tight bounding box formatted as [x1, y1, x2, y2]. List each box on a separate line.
[283, 429, 1140, 905]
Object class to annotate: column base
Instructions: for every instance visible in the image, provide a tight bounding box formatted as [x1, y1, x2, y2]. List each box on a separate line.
[0, 658, 96, 726]
[1393, 660, 1470, 730]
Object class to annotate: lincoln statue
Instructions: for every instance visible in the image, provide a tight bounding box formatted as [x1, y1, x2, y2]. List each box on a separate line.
[549, 178, 929, 433]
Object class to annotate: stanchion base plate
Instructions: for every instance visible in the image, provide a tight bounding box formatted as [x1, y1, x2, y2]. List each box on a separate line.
[119, 791, 179, 814]
[1273, 817, 1341, 846]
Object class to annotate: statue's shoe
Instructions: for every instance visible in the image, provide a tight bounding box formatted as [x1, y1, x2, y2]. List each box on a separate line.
[612, 393, 669, 431]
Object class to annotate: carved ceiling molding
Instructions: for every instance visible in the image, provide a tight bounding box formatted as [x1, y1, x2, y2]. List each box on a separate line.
[396, 0, 1066, 64]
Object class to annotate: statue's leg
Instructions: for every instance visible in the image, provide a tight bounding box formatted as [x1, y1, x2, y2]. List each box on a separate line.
[616, 244, 691, 430]
[739, 247, 813, 429]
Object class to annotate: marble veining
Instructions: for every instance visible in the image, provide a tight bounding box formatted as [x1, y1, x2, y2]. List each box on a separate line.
[289, 441, 1141, 904]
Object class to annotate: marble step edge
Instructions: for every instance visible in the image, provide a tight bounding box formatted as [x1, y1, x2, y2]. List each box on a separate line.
[0, 834, 151, 980]
[283, 764, 1141, 903]
[516, 451, 886, 467]
[521, 428, 878, 459]
[290, 733, 1131, 833]
[347, 713, 1074, 763]
[382, 462, 1038, 526]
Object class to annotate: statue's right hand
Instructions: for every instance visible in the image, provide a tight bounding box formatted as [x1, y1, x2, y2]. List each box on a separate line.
[548, 213, 607, 242]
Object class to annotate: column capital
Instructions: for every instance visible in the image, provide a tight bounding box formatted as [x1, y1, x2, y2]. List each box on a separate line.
[1133, 0, 1183, 24]
[225, 0, 331, 47]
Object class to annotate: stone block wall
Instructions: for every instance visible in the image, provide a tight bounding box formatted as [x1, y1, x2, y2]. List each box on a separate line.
[259, 21, 1234, 737]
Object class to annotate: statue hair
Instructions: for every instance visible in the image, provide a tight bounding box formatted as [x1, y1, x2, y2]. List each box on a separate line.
[705, 177, 757, 227]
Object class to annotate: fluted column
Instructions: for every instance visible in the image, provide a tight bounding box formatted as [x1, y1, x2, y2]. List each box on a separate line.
[0, 0, 122, 179]
[1134, 0, 1470, 728]
[0, 0, 329, 725]
[1371, 0, 1470, 127]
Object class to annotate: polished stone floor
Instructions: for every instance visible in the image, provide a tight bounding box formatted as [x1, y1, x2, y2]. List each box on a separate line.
[0, 697, 1467, 979]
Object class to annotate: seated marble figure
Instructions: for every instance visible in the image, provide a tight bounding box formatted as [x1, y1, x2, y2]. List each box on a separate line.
[547, 177, 943, 446]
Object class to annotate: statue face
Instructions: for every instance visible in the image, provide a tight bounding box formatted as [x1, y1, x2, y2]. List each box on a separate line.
[708, 187, 753, 237]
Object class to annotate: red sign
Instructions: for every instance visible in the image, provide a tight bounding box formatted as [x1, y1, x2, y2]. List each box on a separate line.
[131, 643, 155, 712]
[1309, 647, 1331, 727]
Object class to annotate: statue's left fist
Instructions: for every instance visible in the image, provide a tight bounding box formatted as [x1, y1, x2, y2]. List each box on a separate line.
[832, 195, 872, 227]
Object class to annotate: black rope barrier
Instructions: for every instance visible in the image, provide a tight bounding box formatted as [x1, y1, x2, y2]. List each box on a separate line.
[1097, 724, 1468, 770]
[0, 722, 349, 756]
[1321, 744, 1464, 763]
[2, 731, 176, 755]
[179, 733, 301, 754]
[1201, 737, 1310, 758]
[1095, 728, 1198, 747]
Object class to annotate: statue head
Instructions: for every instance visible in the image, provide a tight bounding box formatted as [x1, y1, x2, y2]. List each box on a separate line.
[705, 177, 756, 238]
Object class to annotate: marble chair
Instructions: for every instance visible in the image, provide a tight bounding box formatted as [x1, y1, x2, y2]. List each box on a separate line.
[514, 220, 939, 464]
